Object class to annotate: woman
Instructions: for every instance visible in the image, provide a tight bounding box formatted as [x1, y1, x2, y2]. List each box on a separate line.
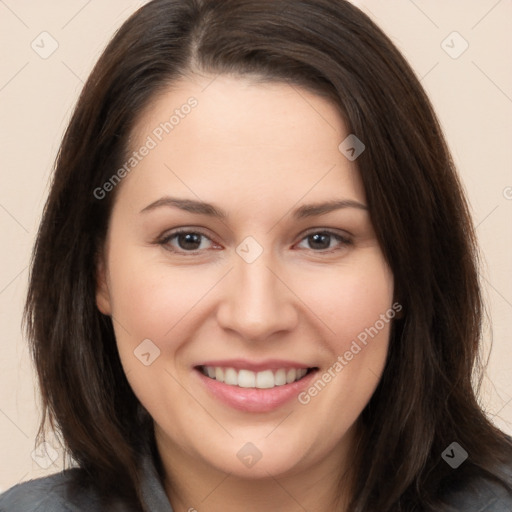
[1, 0, 511, 510]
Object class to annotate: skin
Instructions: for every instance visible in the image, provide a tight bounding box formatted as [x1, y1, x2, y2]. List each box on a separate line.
[96, 73, 395, 512]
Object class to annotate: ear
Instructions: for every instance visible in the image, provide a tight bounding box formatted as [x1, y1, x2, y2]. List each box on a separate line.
[95, 250, 112, 316]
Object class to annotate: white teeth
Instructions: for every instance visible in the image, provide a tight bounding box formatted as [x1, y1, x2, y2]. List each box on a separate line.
[286, 368, 296, 384]
[224, 367, 238, 385]
[215, 367, 224, 382]
[256, 370, 275, 389]
[238, 369, 256, 388]
[201, 366, 310, 389]
[274, 368, 287, 386]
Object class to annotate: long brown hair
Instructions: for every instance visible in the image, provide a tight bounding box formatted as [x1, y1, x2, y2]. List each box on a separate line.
[25, 0, 512, 510]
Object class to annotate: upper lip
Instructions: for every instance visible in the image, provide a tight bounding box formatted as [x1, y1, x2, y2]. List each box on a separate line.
[195, 359, 317, 372]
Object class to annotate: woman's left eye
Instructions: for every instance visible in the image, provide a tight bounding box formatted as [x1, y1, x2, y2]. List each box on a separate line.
[158, 229, 352, 254]
[296, 231, 352, 252]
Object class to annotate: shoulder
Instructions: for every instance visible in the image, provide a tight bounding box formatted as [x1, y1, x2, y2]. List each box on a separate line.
[437, 465, 512, 511]
[0, 468, 101, 512]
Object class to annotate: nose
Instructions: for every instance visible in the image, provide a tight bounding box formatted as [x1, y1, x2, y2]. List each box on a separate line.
[216, 249, 299, 342]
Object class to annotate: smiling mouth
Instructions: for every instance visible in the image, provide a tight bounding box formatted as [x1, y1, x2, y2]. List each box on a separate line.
[197, 365, 317, 389]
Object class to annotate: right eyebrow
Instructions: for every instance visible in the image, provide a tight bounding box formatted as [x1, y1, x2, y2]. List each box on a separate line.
[140, 197, 228, 219]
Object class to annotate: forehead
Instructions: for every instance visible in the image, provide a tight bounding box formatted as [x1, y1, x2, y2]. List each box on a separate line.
[123, 73, 366, 210]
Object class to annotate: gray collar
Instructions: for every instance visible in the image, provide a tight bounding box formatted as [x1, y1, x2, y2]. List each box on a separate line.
[139, 450, 174, 512]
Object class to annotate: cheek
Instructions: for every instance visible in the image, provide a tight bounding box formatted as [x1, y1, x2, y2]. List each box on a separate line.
[295, 254, 394, 425]
[107, 250, 213, 343]
[105, 251, 213, 417]
[294, 252, 393, 400]
[297, 251, 394, 349]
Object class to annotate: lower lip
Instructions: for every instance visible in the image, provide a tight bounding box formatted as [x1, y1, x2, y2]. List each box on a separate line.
[195, 369, 318, 413]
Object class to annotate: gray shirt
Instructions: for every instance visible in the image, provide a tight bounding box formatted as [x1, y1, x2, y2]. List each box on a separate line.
[1, 452, 511, 511]
[0, 451, 173, 512]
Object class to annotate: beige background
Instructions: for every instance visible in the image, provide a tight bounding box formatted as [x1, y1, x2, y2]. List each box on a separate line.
[0, 0, 511, 492]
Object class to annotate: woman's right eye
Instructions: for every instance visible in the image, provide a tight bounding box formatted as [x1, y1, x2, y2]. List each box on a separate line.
[159, 229, 216, 253]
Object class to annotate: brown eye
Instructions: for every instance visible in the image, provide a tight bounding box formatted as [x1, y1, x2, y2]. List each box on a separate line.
[297, 230, 352, 253]
[159, 229, 215, 253]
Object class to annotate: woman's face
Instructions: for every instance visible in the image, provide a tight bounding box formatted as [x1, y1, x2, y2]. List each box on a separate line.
[96, 74, 395, 480]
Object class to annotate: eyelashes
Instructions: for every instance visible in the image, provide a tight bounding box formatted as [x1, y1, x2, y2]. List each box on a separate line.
[158, 229, 217, 253]
[295, 230, 352, 252]
[156, 227, 353, 256]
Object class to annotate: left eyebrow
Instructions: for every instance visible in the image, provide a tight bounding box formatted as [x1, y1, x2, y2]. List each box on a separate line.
[292, 199, 368, 219]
